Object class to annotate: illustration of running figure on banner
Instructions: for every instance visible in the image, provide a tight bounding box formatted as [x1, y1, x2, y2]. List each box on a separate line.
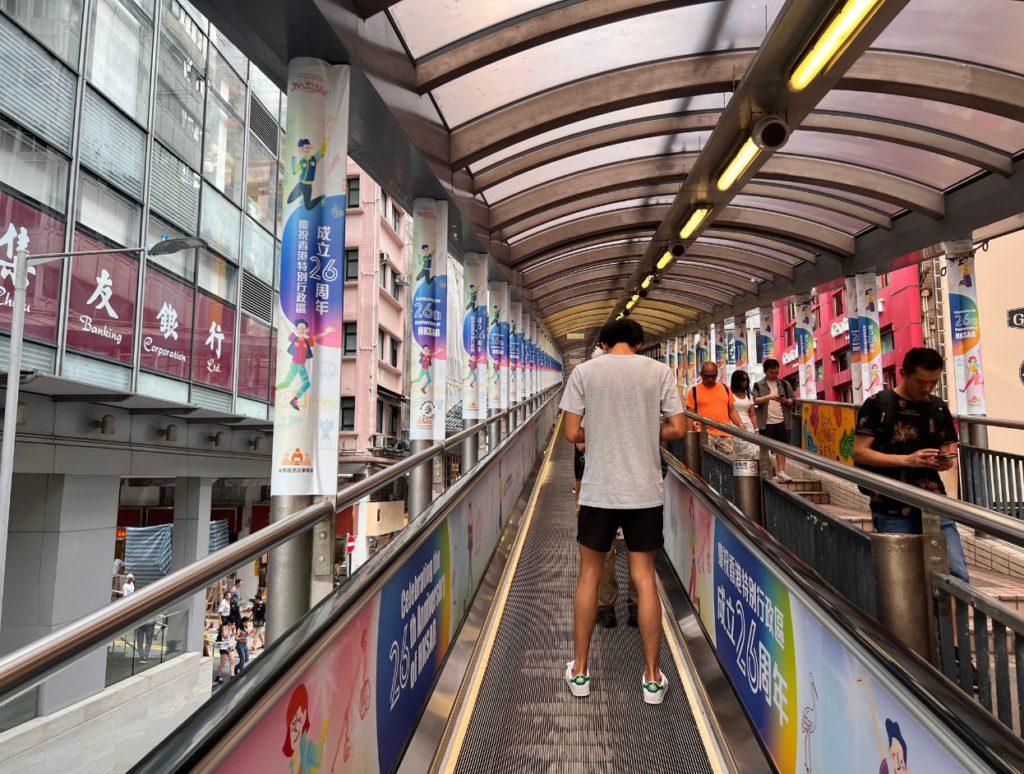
[947, 247, 987, 415]
[487, 282, 509, 411]
[409, 200, 448, 441]
[272, 59, 348, 496]
[508, 301, 521, 406]
[462, 255, 488, 420]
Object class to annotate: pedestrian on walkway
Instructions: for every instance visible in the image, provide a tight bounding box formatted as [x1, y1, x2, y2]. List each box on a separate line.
[218, 592, 231, 626]
[752, 358, 796, 482]
[252, 593, 266, 650]
[730, 369, 760, 460]
[560, 318, 685, 704]
[215, 622, 236, 683]
[684, 362, 745, 456]
[235, 617, 250, 672]
[853, 347, 968, 582]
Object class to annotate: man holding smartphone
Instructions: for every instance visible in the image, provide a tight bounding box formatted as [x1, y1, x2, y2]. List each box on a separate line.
[853, 348, 968, 581]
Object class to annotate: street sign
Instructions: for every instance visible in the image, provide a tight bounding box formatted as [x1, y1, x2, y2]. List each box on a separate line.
[346, 534, 356, 553]
[1009, 307, 1024, 329]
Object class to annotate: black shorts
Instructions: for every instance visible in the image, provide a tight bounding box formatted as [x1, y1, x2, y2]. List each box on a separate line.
[577, 504, 664, 553]
[573, 447, 585, 480]
[763, 422, 790, 445]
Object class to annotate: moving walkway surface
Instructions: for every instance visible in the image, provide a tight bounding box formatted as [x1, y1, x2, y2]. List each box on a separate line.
[448, 436, 714, 773]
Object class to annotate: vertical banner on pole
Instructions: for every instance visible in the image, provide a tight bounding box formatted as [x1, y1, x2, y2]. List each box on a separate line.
[521, 312, 532, 399]
[409, 199, 448, 442]
[508, 301, 522, 406]
[735, 316, 748, 373]
[795, 293, 817, 399]
[487, 282, 509, 410]
[725, 320, 737, 376]
[715, 323, 727, 383]
[947, 248, 986, 415]
[272, 60, 348, 496]
[844, 277, 864, 403]
[856, 273, 883, 397]
[758, 305, 775, 363]
[696, 330, 707, 368]
[462, 254, 488, 420]
[667, 339, 676, 372]
[677, 337, 687, 395]
[687, 333, 697, 388]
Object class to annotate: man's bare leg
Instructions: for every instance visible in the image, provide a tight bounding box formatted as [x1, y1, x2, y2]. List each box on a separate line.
[628, 549, 661, 682]
[573, 544, 606, 675]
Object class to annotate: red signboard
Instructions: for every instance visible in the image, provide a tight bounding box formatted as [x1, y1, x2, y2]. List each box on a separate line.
[65, 230, 138, 362]
[237, 314, 272, 400]
[140, 267, 194, 379]
[0, 193, 64, 343]
[191, 292, 235, 390]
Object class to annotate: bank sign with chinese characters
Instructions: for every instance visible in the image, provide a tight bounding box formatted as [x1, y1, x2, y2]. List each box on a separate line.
[662, 472, 977, 774]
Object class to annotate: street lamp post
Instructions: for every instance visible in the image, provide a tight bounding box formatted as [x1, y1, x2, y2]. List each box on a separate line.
[0, 236, 205, 629]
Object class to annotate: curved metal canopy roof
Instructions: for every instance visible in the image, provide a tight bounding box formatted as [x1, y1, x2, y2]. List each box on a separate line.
[199, 0, 1024, 363]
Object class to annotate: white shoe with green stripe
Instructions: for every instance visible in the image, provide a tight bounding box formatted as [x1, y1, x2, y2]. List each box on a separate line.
[564, 661, 591, 697]
[642, 671, 668, 704]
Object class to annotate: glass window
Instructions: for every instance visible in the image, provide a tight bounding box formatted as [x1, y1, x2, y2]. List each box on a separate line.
[389, 405, 399, 436]
[197, 249, 236, 300]
[203, 93, 244, 203]
[154, 0, 206, 169]
[377, 329, 385, 361]
[833, 291, 844, 317]
[813, 307, 821, 330]
[0, 115, 69, 213]
[1, 0, 83, 64]
[390, 207, 400, 233]
[390, 270, 399, 298]
[237, 314, 271, 400]
[343, 322, 357, 355]
[80, 88, 146, 199]
[245, 132, 276, 231]
[344, 248, 358, 281]
[207, 47, 244, 114]
[881, 329, 895, 355]
[836, 348, 850, 372]
[379, 259, 387, 288]
[341, 396, 355, 431]
[76, 171, 140, 247]
[249, 65, 279, 118]
[0, 13, 76, 153]
[389, 337, 398, 367]
[242, 217, 273, 285]
[379, 190, 387, 216]
[815, 361, 824, 382]
[199, 183, 240, 260]
[784, 328, 793, 347]
[346, 176, 359, 208]
[274, 162, 284, 235]
[208, 24, 245, 80]
[85, 0, 152, 124]
[146, 215, 196, 279]
[376, 398, 384, 433]
[150, 142, 199, 232]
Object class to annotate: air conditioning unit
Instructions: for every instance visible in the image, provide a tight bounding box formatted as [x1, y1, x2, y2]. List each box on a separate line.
[394, 274, 410, 287]
[371, 434, 387, 449]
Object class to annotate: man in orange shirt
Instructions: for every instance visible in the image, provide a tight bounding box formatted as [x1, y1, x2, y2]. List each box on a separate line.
[684, 362, 745, 456]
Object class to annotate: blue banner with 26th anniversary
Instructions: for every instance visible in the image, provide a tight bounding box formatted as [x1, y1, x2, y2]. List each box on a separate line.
[410, 199, 448, 442]
[271, 60, 348, 496]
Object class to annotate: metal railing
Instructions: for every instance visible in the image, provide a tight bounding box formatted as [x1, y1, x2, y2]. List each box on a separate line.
[0, 387, 561, 706]
[700, 443, 735, 502]
[105, 608, 189, 686]
[961, 444, 1024, 519]
[934, 573, 1024, 736]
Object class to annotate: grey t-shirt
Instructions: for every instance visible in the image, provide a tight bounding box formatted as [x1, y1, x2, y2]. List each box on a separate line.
[559, 354, 682, 508]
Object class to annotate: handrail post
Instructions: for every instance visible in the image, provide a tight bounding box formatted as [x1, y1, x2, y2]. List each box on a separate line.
[265, 494, 313, 645]
[488, 409, 501, 452]
[920, 510, 948, 666]
[733, 453, 763, 525]
[462, 419, 479, 472]
[408, 440, 433, 520]
[683, 430, 702, 473]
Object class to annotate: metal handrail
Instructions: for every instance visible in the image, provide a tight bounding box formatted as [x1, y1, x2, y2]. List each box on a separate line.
[795, 397, 1024, 432]
[683, 409, 1024, 547]
[0, 387, 560, 705]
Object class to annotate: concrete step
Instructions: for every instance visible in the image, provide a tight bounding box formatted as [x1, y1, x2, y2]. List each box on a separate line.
[799, 490, 831, 505]
[777, 478, 822, 493]
[820, 504, 874, 532]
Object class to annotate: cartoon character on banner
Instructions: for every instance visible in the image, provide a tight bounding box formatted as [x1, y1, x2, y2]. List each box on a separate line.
[864, 287, 877, 313]
[465, 285, 479, 387]
[412, 344, 433, 394]
[415, 243, 433, 285]
[801, 673, 818, 773]
[288, 138, 328, 211]
[957, 260, 973, 289]
[867, 362, 882, 394]
[277, 318, 336, 412]
[282, 683, 328, 773]
[960, 355, 982, 394]
[860, 677, 912, 774]
[686, 499, 712, 616]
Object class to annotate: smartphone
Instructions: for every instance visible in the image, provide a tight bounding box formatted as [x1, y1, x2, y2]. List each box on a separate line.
[937, 453, 957, 460]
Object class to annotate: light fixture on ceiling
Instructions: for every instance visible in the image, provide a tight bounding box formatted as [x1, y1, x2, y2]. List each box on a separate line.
[716, 138, 760, 192]
[640, 274, 654, 290]
[625, 294, 640, 311]
[679, 206, 711, 240]
[656, 250, 675, 271]
[788, 0, 883, 92]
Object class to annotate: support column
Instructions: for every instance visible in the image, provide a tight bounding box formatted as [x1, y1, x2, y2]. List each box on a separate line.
[171, 477, 212, 654]
[683, 430, 702, 473]
[265, 494, 312, 644]
[408, 440, 432, 520]
[1, 474, 120, 714]
[462, 419, 479, 472]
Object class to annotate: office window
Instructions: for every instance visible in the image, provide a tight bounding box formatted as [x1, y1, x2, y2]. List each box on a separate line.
[377, 329, 385, 361]
[879, 273, 890, 288]
[815, 361, 824, 382]
[376, 398, 384, 433]
[881, 328, 895, 355]
[199, 183, 240, 260]
[206, 45, 244, 115]
[380, 190, 387, 216]
[154, 0, 206, 169]
[341, 396, 355, 431]
[884, 368, 897, 390]
[379, 258, 387, 288]
[245, 132, 276, 231]
[786, 302, 795, 321]
[1, 0, 83, 64]
[242, 218, 274, 285]
[390, 269, 399, 297]
[835, 348, 850, 372]
[196, 249, 237, 301]
[203, 90, 244, 204]
[0, 115, 69, 213]
[86, 0, 152, 124]
[76, 171, 141, 247]
[343, 322, 357, 355]
[249, 64, 279, 117]
[389, 405, 400, 436]
[344, 248, 358, 281]
[146, 215, 196, 279]
[813, 307, 821, 330]
[833, 291, 844, 317]
[80, 88, 146, 199]
[346, 177, 359, 208]
[390, 206, 400, 233]
[784, 328, 793, 347]
[149, 142, 199, 232]
[390, 337, 398, 367]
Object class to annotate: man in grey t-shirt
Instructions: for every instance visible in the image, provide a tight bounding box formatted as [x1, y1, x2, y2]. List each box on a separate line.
[559, 319, 685, 704]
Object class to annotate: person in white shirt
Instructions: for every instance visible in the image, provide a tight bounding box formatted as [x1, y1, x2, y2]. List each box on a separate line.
[112, 557, 125, 575]
[218, 592, 231, 625]
[752, 358, 796, 482]
[730, 370, 760, 459]
[118, 574, 135, 597]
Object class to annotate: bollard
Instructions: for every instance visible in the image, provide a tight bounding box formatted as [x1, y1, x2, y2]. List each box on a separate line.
[733, 457, 762, 525]
[683, 430, 702, 473]
[872, 532, 944, 663]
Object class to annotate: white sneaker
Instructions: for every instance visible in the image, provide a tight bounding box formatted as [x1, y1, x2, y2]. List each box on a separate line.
[565, 661, 591, 698]
[642, 671, 668, 705]
[775, 471, 793, 483]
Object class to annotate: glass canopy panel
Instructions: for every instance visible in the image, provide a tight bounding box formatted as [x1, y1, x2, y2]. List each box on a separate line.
[433, 1, 783, 127]
[815, 93, 1024, 155]
[874, 0, 1024, 76]
[781, 130, 977, 190]
[469, 95, 732, 173]
[508, 197, 675, 243]
[693, 236, 802, 266]
[389, 0, 564, 59]
[763, 180, 902, 216]
[729, 195, 868, 235]
[484, 134, 708, 204]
